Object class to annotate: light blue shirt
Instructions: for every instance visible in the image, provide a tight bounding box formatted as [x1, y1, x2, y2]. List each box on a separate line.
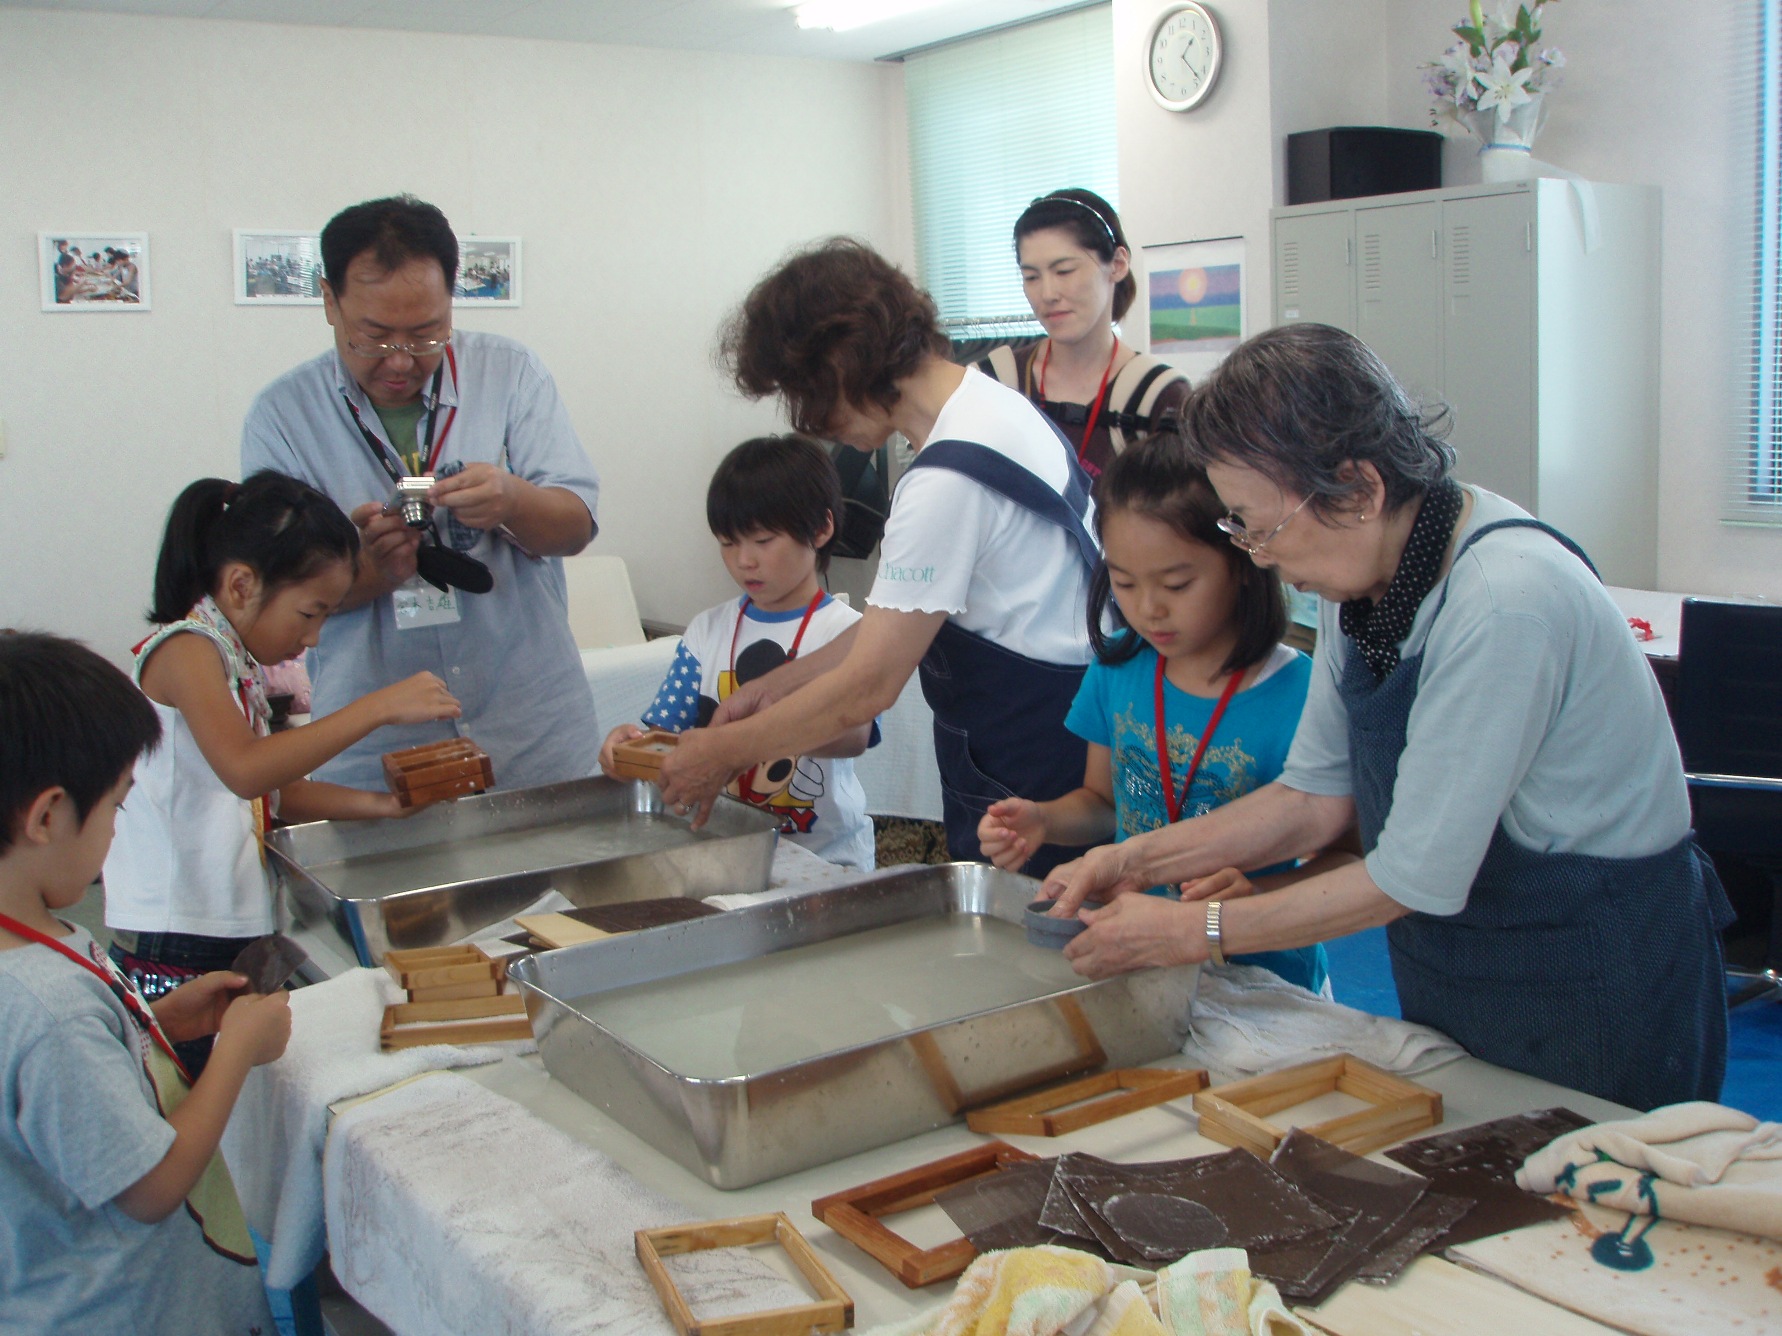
[241, 330, 602, 791]
[1280, 487, 1691, 917]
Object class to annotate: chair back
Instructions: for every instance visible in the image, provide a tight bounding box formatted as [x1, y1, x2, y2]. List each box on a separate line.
[561, 553, 646, 649]
[1676, 598, 1782, 781]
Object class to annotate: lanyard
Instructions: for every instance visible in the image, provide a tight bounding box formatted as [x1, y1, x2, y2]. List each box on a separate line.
[1035, 336, 1119, 466]
[0, 912, 191, 1082]
[730, 592, 824, 676]
[342, 345, 460, 483]
[1155, 657, 1244, 825]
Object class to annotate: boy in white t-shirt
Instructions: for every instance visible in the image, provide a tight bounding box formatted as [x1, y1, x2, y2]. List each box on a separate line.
[599, 437, 877, 869]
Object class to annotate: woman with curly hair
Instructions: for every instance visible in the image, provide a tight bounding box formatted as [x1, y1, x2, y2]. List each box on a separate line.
[659, 238, 1098, 875]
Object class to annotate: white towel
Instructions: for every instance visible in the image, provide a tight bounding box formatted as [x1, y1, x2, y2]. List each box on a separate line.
[1180, 964, 1465, 1084]
[324, 1072, 813, 1336]
[1516, 1101, 1782, 1239]
[701, 840, 889, 910]
[220, 966, 534, 1288]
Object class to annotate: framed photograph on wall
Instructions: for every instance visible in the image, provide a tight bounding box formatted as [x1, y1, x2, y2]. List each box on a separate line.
[40, 232, 149, 311]
[1141, 236, 1245, 383]
[235, 230, 323, 304]
[454, 236, 520, 306]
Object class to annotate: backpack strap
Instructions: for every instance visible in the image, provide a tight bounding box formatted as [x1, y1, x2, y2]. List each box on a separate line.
[1106, 354, 1190, 453]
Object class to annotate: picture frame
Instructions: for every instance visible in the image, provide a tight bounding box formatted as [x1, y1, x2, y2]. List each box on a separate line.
[40, 232, 149, 311]
[1141, 235, 1245, 382]
[234, 230, 323, 305]
[454, 236, 520, 306]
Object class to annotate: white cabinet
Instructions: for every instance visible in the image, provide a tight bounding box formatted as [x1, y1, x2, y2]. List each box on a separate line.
[1271, 180, 1661, 586]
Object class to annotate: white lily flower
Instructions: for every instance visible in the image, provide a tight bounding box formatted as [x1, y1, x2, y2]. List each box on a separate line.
[1543, 47, 1566, 69]
[1474, 51, 1534, 113]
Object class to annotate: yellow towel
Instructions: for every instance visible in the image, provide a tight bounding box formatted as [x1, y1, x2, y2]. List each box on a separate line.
[927, 1246, 1113, 1336]
[1156, 1248, 1251, 1336]
[1080, 1280, 1169, 1336]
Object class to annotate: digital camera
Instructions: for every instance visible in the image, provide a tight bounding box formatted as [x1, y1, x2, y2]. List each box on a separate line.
[392, 476, 433, 529]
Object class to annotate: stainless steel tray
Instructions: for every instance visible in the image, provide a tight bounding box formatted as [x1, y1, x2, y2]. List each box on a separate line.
[266, 777, 780, 965]
[509, 863, 1197, 1188]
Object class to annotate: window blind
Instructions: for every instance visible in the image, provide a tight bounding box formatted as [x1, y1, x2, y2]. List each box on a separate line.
[904, 4, 1117, 337]
[1731, 0, 1782, 524]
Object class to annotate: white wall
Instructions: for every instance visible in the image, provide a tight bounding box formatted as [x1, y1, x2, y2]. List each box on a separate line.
[0, 9, 911, 661]
[1114, 0, 1781, 599]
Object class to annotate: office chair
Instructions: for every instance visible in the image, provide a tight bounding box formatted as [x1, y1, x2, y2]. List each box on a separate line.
[1675, 597, 1782, 1006]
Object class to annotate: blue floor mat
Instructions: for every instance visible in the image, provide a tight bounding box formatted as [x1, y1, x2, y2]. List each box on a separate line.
[1323, 927, 1782, 1120]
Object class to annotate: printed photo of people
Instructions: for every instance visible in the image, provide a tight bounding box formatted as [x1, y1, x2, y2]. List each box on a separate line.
[41, 233, 148, 310]
[234, 230, 323, 304]
[454, 236, 520, 305]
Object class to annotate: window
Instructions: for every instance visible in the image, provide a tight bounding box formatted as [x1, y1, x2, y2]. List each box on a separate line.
[903, 4, 1117, 339]
[1738, 0, 1782, 521]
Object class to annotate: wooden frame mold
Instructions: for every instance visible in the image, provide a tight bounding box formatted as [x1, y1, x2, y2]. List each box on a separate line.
[635, 1212, 853, 1336]
[609, 729, 681, 782]
[810, 1141, 1038, 1288]
[378, 994, 531, 1050]
[1192, 1054, 1443, 1158]
[965, 1066, 1208, 1137]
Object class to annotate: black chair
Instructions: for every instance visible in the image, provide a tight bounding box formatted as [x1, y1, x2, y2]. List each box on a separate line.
[1675, 597, 1782, 1005]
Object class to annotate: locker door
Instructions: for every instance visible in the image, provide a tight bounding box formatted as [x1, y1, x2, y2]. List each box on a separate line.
[1274, 210, 1354, 333]
[1356, 200, 1443, 406]
[1443, 191, 1537, 508]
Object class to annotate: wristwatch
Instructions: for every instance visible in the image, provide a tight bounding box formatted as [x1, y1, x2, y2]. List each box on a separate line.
[1205, 900, 1226, 966]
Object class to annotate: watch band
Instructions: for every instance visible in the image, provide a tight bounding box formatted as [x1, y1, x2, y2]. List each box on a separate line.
[1205, 899, 1226, 967]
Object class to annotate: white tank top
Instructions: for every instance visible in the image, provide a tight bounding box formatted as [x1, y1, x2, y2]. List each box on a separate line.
[103, 608, 276, 938]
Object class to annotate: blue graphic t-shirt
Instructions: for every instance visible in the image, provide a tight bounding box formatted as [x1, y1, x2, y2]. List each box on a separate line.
[1064, 642, 1329, 993]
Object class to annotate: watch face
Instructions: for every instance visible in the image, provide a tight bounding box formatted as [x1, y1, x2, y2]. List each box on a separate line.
[1148, 3, 1221, 111]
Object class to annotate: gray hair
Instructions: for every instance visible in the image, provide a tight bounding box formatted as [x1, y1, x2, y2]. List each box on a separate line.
[1178, 324, 1455, 517]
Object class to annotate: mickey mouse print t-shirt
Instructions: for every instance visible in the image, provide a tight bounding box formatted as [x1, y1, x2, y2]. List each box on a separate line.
[643, 595, 875, 870]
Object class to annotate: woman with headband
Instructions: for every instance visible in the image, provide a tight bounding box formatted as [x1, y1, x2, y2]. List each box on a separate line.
[979, 190, 1191, 477]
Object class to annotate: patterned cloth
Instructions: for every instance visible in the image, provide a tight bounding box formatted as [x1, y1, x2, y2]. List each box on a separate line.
[1338, 479, 1462, 681]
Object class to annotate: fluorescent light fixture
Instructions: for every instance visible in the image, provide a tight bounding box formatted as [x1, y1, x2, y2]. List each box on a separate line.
[793, 0, 953, 31]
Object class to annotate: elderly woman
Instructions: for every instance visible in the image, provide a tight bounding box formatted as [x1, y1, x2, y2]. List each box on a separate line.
[660, 238, 1098, 874]
[1047, 323, 1731, 1111]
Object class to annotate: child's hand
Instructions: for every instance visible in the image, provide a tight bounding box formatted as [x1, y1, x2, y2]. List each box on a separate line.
[599, 723, 647, 778]
[151, 971, 248, 1043]
[373, 672, 462, 727]
[1178, 867, 1254, 902]
[978, 798, 1047, 872]
[215, 991, 292, 1068]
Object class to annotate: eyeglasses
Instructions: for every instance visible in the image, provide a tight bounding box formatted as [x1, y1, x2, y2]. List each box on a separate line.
[343, 334, 451, 360]
[1216, 494, 1311, 555]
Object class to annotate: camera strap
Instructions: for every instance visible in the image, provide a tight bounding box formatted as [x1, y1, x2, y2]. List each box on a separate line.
[340, 349, 459, 482]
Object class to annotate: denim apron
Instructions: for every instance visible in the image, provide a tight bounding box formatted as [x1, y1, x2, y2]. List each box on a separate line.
[907, 438, 1098, 877]
[1346, 518, 1733, 1110]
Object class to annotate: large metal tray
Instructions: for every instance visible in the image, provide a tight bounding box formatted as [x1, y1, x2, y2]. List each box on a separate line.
[266, 777, 780, 965]
[509, 864, 1197, 1188]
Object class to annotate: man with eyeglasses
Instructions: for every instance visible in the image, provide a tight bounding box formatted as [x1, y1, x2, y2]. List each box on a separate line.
[240, 195, 602, 792]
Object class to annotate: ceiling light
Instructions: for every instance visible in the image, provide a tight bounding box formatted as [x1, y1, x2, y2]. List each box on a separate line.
[793, 0, 953, 32]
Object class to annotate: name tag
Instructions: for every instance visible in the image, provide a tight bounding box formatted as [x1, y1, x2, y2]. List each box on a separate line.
[394, 575, 461, 629]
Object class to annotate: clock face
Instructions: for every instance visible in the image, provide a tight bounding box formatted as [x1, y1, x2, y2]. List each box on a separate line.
[1147, 2, 1222, 112]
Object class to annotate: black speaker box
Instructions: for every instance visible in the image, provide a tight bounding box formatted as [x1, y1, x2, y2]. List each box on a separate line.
[1286, 126, 1443, 205]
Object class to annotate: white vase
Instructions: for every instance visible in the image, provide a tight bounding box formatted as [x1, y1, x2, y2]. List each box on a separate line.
[1464, 91, 1547, 181]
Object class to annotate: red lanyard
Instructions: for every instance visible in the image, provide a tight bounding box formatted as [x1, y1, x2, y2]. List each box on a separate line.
[1155, 656, 1244, 825]
[1035, 336, 1119, 466]
[0, 912, 191, 1081]
[729, 592, 824, 675]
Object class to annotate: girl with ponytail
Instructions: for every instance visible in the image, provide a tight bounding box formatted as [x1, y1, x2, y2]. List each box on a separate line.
[105, 470, 460, 1070]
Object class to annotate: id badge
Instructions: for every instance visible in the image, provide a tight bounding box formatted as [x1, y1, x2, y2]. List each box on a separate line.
[394, 575, 462, 629]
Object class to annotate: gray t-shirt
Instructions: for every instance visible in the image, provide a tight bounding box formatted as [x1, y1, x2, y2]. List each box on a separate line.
[1279, 487, 1690, 916]
[0, 924, 272, 1334]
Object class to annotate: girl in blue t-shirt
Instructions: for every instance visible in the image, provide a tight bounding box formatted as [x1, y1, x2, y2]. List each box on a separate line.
[978, 436, 1349, 992]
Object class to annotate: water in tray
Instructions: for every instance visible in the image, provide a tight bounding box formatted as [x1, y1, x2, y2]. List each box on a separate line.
[569, 913, 1086, 1079]
[314, 818, 705, 899]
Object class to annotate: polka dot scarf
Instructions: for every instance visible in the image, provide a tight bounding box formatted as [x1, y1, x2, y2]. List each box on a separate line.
[1339, 479, 1464, 682]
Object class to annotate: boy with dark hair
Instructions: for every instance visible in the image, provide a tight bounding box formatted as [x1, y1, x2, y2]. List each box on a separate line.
[599, 437, 877, 869]
[0, 631, 290, 1334]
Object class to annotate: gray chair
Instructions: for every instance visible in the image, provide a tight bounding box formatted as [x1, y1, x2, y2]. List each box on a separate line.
[1675, 597, 1782, 1005]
